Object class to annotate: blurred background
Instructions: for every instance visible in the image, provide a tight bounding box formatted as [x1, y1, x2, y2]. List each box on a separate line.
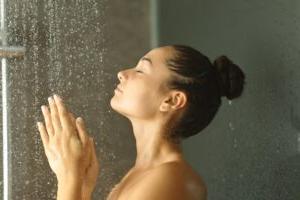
[0, 0, 299, 199]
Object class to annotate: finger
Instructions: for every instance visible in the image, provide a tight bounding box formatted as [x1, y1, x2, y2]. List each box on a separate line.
[86, 137, 93, 164]
[48, 96, 63, 135]
[53, 94, 75, 136]
[75, 117, 89, 146]
[69, 112, 80, 138]
[90, 138, 100, 168]
[37, 121, 49, 150]
[41, 105, 55, 137]
[89, 138, 98, 161]
[69, 112, 76, 125]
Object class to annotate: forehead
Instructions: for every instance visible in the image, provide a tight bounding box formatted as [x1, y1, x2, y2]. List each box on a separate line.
[144, 46, 174, 75]
[142, 47, 175, 90]
[143, 46, 174, 68]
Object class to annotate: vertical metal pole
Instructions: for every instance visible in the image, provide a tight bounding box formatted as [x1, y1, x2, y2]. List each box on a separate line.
[1, 58, 8, 200]
[0, 0, 9, 199]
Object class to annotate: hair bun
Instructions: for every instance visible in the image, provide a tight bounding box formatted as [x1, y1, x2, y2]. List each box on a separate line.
[212, 55, 246, 100]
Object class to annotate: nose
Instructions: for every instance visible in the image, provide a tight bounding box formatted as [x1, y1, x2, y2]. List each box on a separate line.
[117, 70, 124, 81]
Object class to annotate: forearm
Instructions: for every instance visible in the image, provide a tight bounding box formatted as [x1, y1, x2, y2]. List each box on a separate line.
[81, 186, 95, 200]
[57, 178, 82, 200]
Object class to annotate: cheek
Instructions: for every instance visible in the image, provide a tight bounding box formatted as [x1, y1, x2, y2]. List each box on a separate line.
[113, 85, 162, 118]
[128, 88, 157, 110]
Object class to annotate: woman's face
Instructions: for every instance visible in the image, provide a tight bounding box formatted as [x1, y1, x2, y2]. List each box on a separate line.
[110, 46, 175, 120]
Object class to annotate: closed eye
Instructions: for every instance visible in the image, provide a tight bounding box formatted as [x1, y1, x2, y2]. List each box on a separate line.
[135, 69, 143, 73]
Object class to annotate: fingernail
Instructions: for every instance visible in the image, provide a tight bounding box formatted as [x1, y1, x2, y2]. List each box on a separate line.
[37, 122, 41, 128]
[48, 96, 53, 104]
[41, 105, 45, 112]
[54, 94, 61, 101]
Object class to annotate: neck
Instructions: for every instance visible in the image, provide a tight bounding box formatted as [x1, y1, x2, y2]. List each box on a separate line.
[130, 119, 184, 170]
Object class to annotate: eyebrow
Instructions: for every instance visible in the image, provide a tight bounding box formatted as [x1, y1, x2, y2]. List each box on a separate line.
[140, 57, 153, 66]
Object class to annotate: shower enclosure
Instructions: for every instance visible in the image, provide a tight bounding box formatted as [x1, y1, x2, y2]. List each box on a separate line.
[2, 0, 299, 200]
[0, 0, 151, 199]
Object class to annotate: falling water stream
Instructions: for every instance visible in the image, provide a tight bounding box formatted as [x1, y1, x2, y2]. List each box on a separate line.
[0, 0, 151, 199]
[1, 0, 115, 199]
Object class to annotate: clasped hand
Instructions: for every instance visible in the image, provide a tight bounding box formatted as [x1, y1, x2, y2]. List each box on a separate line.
[37, 94, 99, 196]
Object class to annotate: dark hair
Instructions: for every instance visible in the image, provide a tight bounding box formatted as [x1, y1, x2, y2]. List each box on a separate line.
[162, 44, 246, 144]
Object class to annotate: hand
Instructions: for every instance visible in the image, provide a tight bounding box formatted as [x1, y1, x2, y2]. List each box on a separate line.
[37, 94, 91, 183]
[82, 138, 99, 200]
[68, 112, 100, 199]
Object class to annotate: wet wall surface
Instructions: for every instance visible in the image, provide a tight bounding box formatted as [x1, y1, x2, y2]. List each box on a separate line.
[157, 0, 300, 199]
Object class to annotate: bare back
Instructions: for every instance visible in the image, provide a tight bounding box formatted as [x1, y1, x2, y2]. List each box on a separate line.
[106, 160, 207, 200]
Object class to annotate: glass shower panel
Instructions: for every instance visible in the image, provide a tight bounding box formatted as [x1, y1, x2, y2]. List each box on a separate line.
[1, 0, 151, 199]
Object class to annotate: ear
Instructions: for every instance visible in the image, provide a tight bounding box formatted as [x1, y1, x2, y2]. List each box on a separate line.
[159, 91, 187, 112]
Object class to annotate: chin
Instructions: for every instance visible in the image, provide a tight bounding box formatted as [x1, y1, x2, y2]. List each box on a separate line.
[110, 95, 118, 110]
[110, 97, 140, 120]
[110, 96, 126, 116]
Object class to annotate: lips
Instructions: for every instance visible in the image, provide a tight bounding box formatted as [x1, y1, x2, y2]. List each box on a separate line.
[116, 85, 123, 92]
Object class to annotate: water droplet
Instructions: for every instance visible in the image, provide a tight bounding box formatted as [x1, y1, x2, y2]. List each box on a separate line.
[229, 122, 235, 130]
[233, 137, 238, 149]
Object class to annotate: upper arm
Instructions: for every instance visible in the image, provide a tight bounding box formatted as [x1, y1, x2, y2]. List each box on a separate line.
[127, 165, 207, 200]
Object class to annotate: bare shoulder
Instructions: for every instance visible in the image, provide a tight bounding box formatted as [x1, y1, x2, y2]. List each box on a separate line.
[127, 161, 207, 200]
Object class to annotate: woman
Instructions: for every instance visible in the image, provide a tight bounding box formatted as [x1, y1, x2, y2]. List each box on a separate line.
[37, 44, 245, 200]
